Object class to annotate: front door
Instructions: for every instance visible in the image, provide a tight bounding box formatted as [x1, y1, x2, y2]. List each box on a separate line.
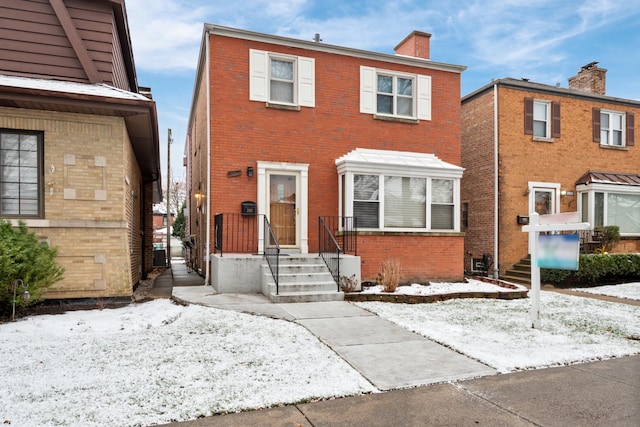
[528, 182, 560, 253]
[268, 173, 298, 246]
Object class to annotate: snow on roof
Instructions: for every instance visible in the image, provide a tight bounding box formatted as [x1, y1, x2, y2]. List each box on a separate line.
[336, 148, 464, 176]
[0, 74, 149, 101]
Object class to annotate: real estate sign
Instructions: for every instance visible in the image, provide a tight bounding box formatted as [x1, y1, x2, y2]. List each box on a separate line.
[537, 234, 580, 270]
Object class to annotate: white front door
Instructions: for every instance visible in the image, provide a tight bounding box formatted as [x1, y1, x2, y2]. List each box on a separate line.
[528, 181, 561, 253]
[257, 162, 309, 253]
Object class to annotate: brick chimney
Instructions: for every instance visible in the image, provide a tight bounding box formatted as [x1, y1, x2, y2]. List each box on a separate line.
[568, 62, 606, 95]
[394, 31, 431, 60]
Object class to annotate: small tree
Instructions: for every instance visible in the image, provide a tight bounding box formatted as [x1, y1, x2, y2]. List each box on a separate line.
[172, 201, 186, 240]
[0, 220, 65, 316]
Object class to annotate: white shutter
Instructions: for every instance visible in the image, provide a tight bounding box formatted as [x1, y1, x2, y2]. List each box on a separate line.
[249, 49, 267, 102]
[360, 66, 376, 114]
[298, 56, 315, 107]
[417, 74, 432, 120]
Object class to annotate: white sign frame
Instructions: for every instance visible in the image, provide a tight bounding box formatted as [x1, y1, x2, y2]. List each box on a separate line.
[522, 212, 590, 328]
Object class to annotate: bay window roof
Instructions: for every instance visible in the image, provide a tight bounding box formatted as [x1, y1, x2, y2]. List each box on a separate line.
[576, 171, 640, 187]
[336, 148, 464, 177]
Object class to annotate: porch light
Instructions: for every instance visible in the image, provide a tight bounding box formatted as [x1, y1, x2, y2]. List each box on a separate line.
[12, 279, 30, 321]
[247, 166, 254, 177]
[195, 192, 203, 207]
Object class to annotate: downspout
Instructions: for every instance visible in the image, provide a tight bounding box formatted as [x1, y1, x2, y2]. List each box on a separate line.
[204, 30, 212, 285]
[493, 83, 499, 279]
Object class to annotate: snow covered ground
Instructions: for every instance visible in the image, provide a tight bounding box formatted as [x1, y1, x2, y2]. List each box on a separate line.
[572, 281, 640, 301]
[1, 281, 639, 427]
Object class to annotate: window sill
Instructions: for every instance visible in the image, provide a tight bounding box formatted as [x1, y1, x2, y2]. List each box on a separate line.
[599, 144, 628, 151]
[266, 102, 301, 111]
[373, 114, 419, 124]
[355, 230, 465, 237]
[532, 136, 554, 143]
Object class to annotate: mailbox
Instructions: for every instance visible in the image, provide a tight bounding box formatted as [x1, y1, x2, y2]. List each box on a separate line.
[241, 201, 256, 216]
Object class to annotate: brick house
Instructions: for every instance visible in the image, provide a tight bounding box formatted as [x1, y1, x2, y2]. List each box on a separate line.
[0, 0, 162, 300]
[461, 64, 639, 281]
[185, 25, 466, 298]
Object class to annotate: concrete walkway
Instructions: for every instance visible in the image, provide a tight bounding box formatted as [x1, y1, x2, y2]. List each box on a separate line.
[171, 282, 496, 390]
[152, 262, 640, 426]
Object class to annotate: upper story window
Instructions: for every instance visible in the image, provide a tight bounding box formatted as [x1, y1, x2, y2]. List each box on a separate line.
[360, 66, 431, 121]
[0, 129, 43, 218]
[600, 110, 624, 146]
[533, 101, 549, 138]
[249, 49, 315, 108]
[270, 58, 295, 103]
[524, 98, 560, 140]
[593, 108, 635, 148]
[376, 74, 414, 117]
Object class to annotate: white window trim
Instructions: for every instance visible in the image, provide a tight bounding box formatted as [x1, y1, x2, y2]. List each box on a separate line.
[342, 173, 460, 232]
[527, 181, 561, 215]
[337, 150, 462, 232]
[533, 99, 551, 139]
[360, 66, 431, 120]
[249, 49, 315, 107]
[577, 182, 640, 236]
[599, 110, 625, 147]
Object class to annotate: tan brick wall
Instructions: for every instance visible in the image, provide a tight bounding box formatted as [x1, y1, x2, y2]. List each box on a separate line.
[496, 86, 640, 273]
[0, 106, 145, 299]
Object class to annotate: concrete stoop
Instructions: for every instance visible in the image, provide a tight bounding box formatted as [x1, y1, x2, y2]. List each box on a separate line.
[261, 256, 344, 303]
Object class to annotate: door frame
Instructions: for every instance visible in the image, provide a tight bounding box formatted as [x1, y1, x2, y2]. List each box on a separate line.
[527, 181, 561, 253]
[257, 161, 309, 253]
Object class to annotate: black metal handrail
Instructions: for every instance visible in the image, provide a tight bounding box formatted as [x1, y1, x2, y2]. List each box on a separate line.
[213, 213, 260, 256]
[318, 216, 342, 291]
[263, 216, 280, 294]
[320, 216, 357, 254]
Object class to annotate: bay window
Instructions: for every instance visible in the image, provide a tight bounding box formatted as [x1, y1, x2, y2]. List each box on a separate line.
[579, 186, 640, 235]
[337, 149, 463, 232]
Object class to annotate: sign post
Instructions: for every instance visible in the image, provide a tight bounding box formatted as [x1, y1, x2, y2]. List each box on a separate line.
[522, 212, 590, 328]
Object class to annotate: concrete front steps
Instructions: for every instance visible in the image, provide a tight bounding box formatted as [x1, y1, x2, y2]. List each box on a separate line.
[261, 255, 344, 303]
[501, 255, 531, 286]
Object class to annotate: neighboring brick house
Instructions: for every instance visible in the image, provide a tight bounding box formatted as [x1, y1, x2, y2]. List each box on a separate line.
[185, 25, 466, 291]
[461, 64, 639, 280]
[0, 0, 162, 300]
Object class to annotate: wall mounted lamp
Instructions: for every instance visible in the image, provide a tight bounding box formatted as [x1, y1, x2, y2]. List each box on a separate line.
[247, 166, 254, 177]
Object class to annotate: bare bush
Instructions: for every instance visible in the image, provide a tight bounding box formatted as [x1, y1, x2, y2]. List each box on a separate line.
[378, 258, 401, 293]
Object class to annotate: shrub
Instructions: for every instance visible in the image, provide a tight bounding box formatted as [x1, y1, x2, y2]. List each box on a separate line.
[541, 253, 640, 287]
[0, 219, 65, 316]
[595, 225, 620, 253]
[377, 258, 401, 293]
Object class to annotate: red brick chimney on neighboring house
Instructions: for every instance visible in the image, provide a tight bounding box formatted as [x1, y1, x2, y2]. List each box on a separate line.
[568, 62, 607, 95]
[394, 31, 431, 60]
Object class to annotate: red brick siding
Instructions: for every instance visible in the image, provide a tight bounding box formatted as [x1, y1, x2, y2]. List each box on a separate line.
[461, 90, 496, 268]
[198, 34, 464, 282]
[358, 234, 464, 282]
